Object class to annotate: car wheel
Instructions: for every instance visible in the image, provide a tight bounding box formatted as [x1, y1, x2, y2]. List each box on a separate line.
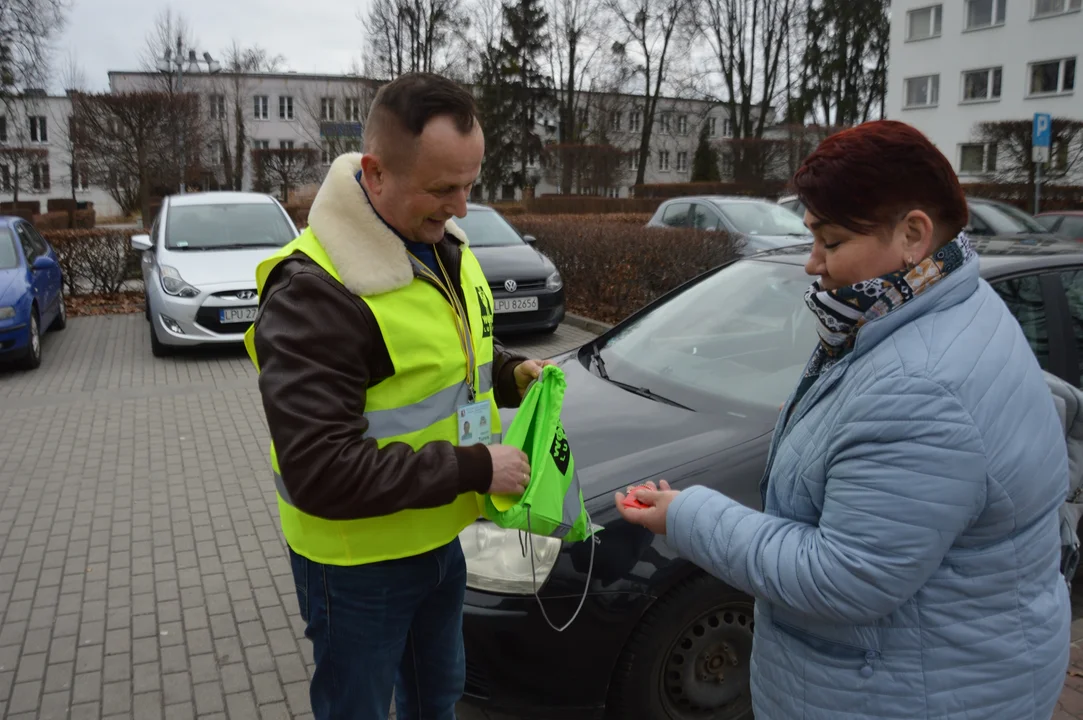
[49, 292, 67, 331]
[606, 574, 754, 720]
[149, 320, 172, 357]
[18, 309, 42, 371]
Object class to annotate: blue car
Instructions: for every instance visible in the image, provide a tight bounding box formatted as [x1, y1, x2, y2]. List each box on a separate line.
[0, 217, 66, 370]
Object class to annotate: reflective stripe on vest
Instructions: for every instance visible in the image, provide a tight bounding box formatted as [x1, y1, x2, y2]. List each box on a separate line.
[365, 361, 493, 440]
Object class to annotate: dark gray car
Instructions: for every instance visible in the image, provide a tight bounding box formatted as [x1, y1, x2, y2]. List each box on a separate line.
[647, 196, 812, 255]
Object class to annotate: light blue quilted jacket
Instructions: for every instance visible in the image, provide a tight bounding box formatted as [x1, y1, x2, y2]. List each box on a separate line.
[666, 253, 1071, 719]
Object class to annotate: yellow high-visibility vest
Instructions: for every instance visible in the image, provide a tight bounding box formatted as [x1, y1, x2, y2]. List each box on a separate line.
[243, 226, 500, 565]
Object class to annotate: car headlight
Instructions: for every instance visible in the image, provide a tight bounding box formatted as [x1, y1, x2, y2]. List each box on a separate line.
[460, 520, 562, 595]
[159, 265, 200, 298]
[0, 306, 14, 320]
[545, 271, 563, 291]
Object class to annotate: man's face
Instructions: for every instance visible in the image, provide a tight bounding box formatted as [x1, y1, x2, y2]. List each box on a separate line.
[365, 115, 484, 245]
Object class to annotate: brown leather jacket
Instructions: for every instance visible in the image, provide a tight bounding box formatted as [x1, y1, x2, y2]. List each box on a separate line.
[251, 155, 527, 522]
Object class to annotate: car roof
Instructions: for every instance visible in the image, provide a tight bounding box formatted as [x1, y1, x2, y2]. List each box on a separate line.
[1037, 210, 1083, 217]
[167, 191, 278, 207]
[662, 195, 773, 204]
[752, 237, 1083, 276]
[0, 215, 27, 227]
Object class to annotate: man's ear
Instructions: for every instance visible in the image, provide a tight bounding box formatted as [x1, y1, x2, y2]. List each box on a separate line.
[359, 154, 384, 193]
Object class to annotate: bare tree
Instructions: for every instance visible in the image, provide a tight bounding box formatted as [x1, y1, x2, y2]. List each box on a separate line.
[0, 146, 46, 202]
[139, 6, 197, 86]
[296, 80, 374, 169]
[604, 0, 689, 185]
[251, 148, 320, 203]
[972, 119, 1083, 190]
[71, 91, 203, 226]
[53, 51, 88, 203]
[0, 0, 69, 101]
[360, 0, 466, 79]
[697, 0, 796, 182]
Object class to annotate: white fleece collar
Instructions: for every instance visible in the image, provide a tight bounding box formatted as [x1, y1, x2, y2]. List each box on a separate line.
[306, 153, 469, 297]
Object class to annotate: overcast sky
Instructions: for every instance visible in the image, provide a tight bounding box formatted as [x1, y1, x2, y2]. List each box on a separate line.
[57, 0, 371, 92]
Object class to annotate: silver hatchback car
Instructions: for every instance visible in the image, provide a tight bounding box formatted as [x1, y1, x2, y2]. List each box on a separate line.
[132, 192, 299, 356]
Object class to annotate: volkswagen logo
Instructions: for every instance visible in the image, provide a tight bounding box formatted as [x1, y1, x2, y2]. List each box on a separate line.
[504, 279, 518, 293]
[236, 290, 257, 300]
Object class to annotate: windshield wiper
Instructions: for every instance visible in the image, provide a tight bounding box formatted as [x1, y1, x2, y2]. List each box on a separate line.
[588, 344, 691, 410]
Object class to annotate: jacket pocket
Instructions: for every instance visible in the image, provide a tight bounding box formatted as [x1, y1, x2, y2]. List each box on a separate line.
[773, 620, 881, 679]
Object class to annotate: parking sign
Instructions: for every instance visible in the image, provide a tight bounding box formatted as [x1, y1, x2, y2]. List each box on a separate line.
[1033, 113, 1051, 164]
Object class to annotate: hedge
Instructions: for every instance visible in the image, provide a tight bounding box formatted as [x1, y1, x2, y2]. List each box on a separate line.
[42, 228, 142, 296]
[524, 196, 662, 215]
[509, 214, 740, 324]
[966, 183, 1083, 213]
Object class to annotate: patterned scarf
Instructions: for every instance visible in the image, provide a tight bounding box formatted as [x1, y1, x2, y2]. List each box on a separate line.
[802, 233, 975, 379]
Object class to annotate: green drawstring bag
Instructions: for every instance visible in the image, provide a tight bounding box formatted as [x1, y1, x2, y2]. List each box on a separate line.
[482, 364, 599, 544]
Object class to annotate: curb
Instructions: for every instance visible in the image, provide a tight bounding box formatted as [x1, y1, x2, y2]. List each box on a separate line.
[564, 312, 612, 335]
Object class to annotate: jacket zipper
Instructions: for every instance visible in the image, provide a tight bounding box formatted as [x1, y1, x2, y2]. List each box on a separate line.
[773, 620, 881, 678]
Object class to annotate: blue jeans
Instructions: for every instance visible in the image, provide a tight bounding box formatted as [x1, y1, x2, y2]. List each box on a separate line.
[289, 538, 468, 720]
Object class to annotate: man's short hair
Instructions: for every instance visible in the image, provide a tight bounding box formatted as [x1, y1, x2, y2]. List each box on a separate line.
[363, 72, 478, 169]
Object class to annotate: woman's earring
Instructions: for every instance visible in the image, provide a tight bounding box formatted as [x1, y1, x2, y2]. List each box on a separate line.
[905, 256, 915, 270]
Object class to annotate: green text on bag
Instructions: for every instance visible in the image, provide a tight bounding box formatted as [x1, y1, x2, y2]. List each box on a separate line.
[482, 364, 598, 542]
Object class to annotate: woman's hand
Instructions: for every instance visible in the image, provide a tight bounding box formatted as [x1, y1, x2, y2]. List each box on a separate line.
[615, 480, 679, 535]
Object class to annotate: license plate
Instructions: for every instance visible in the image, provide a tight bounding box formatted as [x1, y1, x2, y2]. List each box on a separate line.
[219, 306, 258, 324]
[494, 296, 538, 314]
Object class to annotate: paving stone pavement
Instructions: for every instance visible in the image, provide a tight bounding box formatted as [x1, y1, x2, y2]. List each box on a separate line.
[0, 315, 593, 720]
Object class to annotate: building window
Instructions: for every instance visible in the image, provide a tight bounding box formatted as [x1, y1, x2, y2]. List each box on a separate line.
[209, 94, 225, 120]
[344, 98, 362, 122]
[658, 150, 670, 171]
[279, 140, 294, 150]
[907, 4, 942, 40]
[707, 117, 717, 137]
[629, 152, 639, 170]
[252, 139, 270, 150]
[1034, 0, 1082, 17]
[965, 0, 1006, 29]
[677, 115, 688, 134]
[1, 165, 10, 191]
[29, 116, 47, 143]
[904, 74, 940, 108]
[720, 153, 734, 178]
[31, 162, 50, 191]
[962, 67, 1003, 102]
[321, 97, 336, 122]
[959, 143, 997, 174]
[208, 142, 224, 166]
[630, 111, 642, 132]
[279, 96, 294, 120]
[659, 114, 671, 132]
[577, 107, 590, 130]
[609, 111, 621, 131]
[254, 96, 268, 120]
[321, 141, 332, 165]
[76, 164, 89, 191]
[722, 118, 734, 138]
[676, 151, 688, 172]
[1029, 57, 1077, 95]
[0, 117, 6, 143]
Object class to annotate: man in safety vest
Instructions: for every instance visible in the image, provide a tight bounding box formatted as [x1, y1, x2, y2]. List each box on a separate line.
[244, 72, 550, 720]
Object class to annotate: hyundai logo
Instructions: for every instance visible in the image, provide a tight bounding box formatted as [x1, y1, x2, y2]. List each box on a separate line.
[504, 279, 518, 293]
[236, 290, 257, 300]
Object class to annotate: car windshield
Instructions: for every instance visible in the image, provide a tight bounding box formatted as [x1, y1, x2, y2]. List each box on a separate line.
[597, 258, 819, 411]
[0, 229, 18, 269]
[714, 201, 810, 236]
[452, 208, 525, 247]
[165, 202, 296, 250]
[970, 201, 1050, 235]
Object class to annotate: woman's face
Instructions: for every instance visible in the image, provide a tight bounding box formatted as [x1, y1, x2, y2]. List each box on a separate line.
[803, 209, 936, 291]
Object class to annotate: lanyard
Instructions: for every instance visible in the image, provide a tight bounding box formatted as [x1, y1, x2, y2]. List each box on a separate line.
[407, 249, 477, 400]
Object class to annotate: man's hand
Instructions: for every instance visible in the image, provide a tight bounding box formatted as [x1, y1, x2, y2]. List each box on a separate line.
[615, 480, 679, 535]
[513, 359, 555, 398]
[487, 445, 531, 496]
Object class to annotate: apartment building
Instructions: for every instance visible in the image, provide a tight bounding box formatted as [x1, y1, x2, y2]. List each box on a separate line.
[0, 69, 738, 217]
[887, 0, 1083, 183]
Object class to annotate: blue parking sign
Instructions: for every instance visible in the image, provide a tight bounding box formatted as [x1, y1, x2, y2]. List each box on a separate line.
[1033, 113, 1052, 148]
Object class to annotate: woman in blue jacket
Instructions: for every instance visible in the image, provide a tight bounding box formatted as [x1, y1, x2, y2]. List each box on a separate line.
[618, 120, 1071, 719]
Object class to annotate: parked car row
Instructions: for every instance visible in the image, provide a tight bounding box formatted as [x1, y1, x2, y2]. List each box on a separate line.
[133, 194, 565, 358]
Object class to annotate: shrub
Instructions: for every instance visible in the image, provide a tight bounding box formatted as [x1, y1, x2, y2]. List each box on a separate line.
[966, 183, 1083, 213]
[283, 202, 310, 229]
[32, 211, 71, 231]
[526, 196, 661, 215]
[72, 209, 96, 229]
[42, 228, 142, 296]
[509, 215, 740, 324]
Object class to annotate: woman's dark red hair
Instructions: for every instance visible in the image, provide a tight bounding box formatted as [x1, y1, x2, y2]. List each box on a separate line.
[792, 120, 968, 240]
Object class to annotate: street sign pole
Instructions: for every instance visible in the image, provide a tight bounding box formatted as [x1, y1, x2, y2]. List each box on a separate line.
[1033, 112, 1052, 215]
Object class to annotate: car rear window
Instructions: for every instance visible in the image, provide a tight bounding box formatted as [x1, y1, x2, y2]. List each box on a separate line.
[165, 202, 296, 250]
[0, 229, 18, 269]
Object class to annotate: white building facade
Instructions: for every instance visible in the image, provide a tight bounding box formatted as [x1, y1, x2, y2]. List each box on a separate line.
[887, 0, 1082, 183]
[0, 70, 741, 219]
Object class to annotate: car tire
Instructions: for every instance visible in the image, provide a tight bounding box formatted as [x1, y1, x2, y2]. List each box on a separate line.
[606, 574, 755, 720]
[18, 309, 42, 371]
[49, 292, 67, 331]
[149, 320, 172, 358]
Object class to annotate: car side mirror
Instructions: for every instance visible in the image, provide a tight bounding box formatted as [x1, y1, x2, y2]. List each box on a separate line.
[32, 255, 57, 271]
[131, 234, 153, 251]
[523, 235, 537, 245]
